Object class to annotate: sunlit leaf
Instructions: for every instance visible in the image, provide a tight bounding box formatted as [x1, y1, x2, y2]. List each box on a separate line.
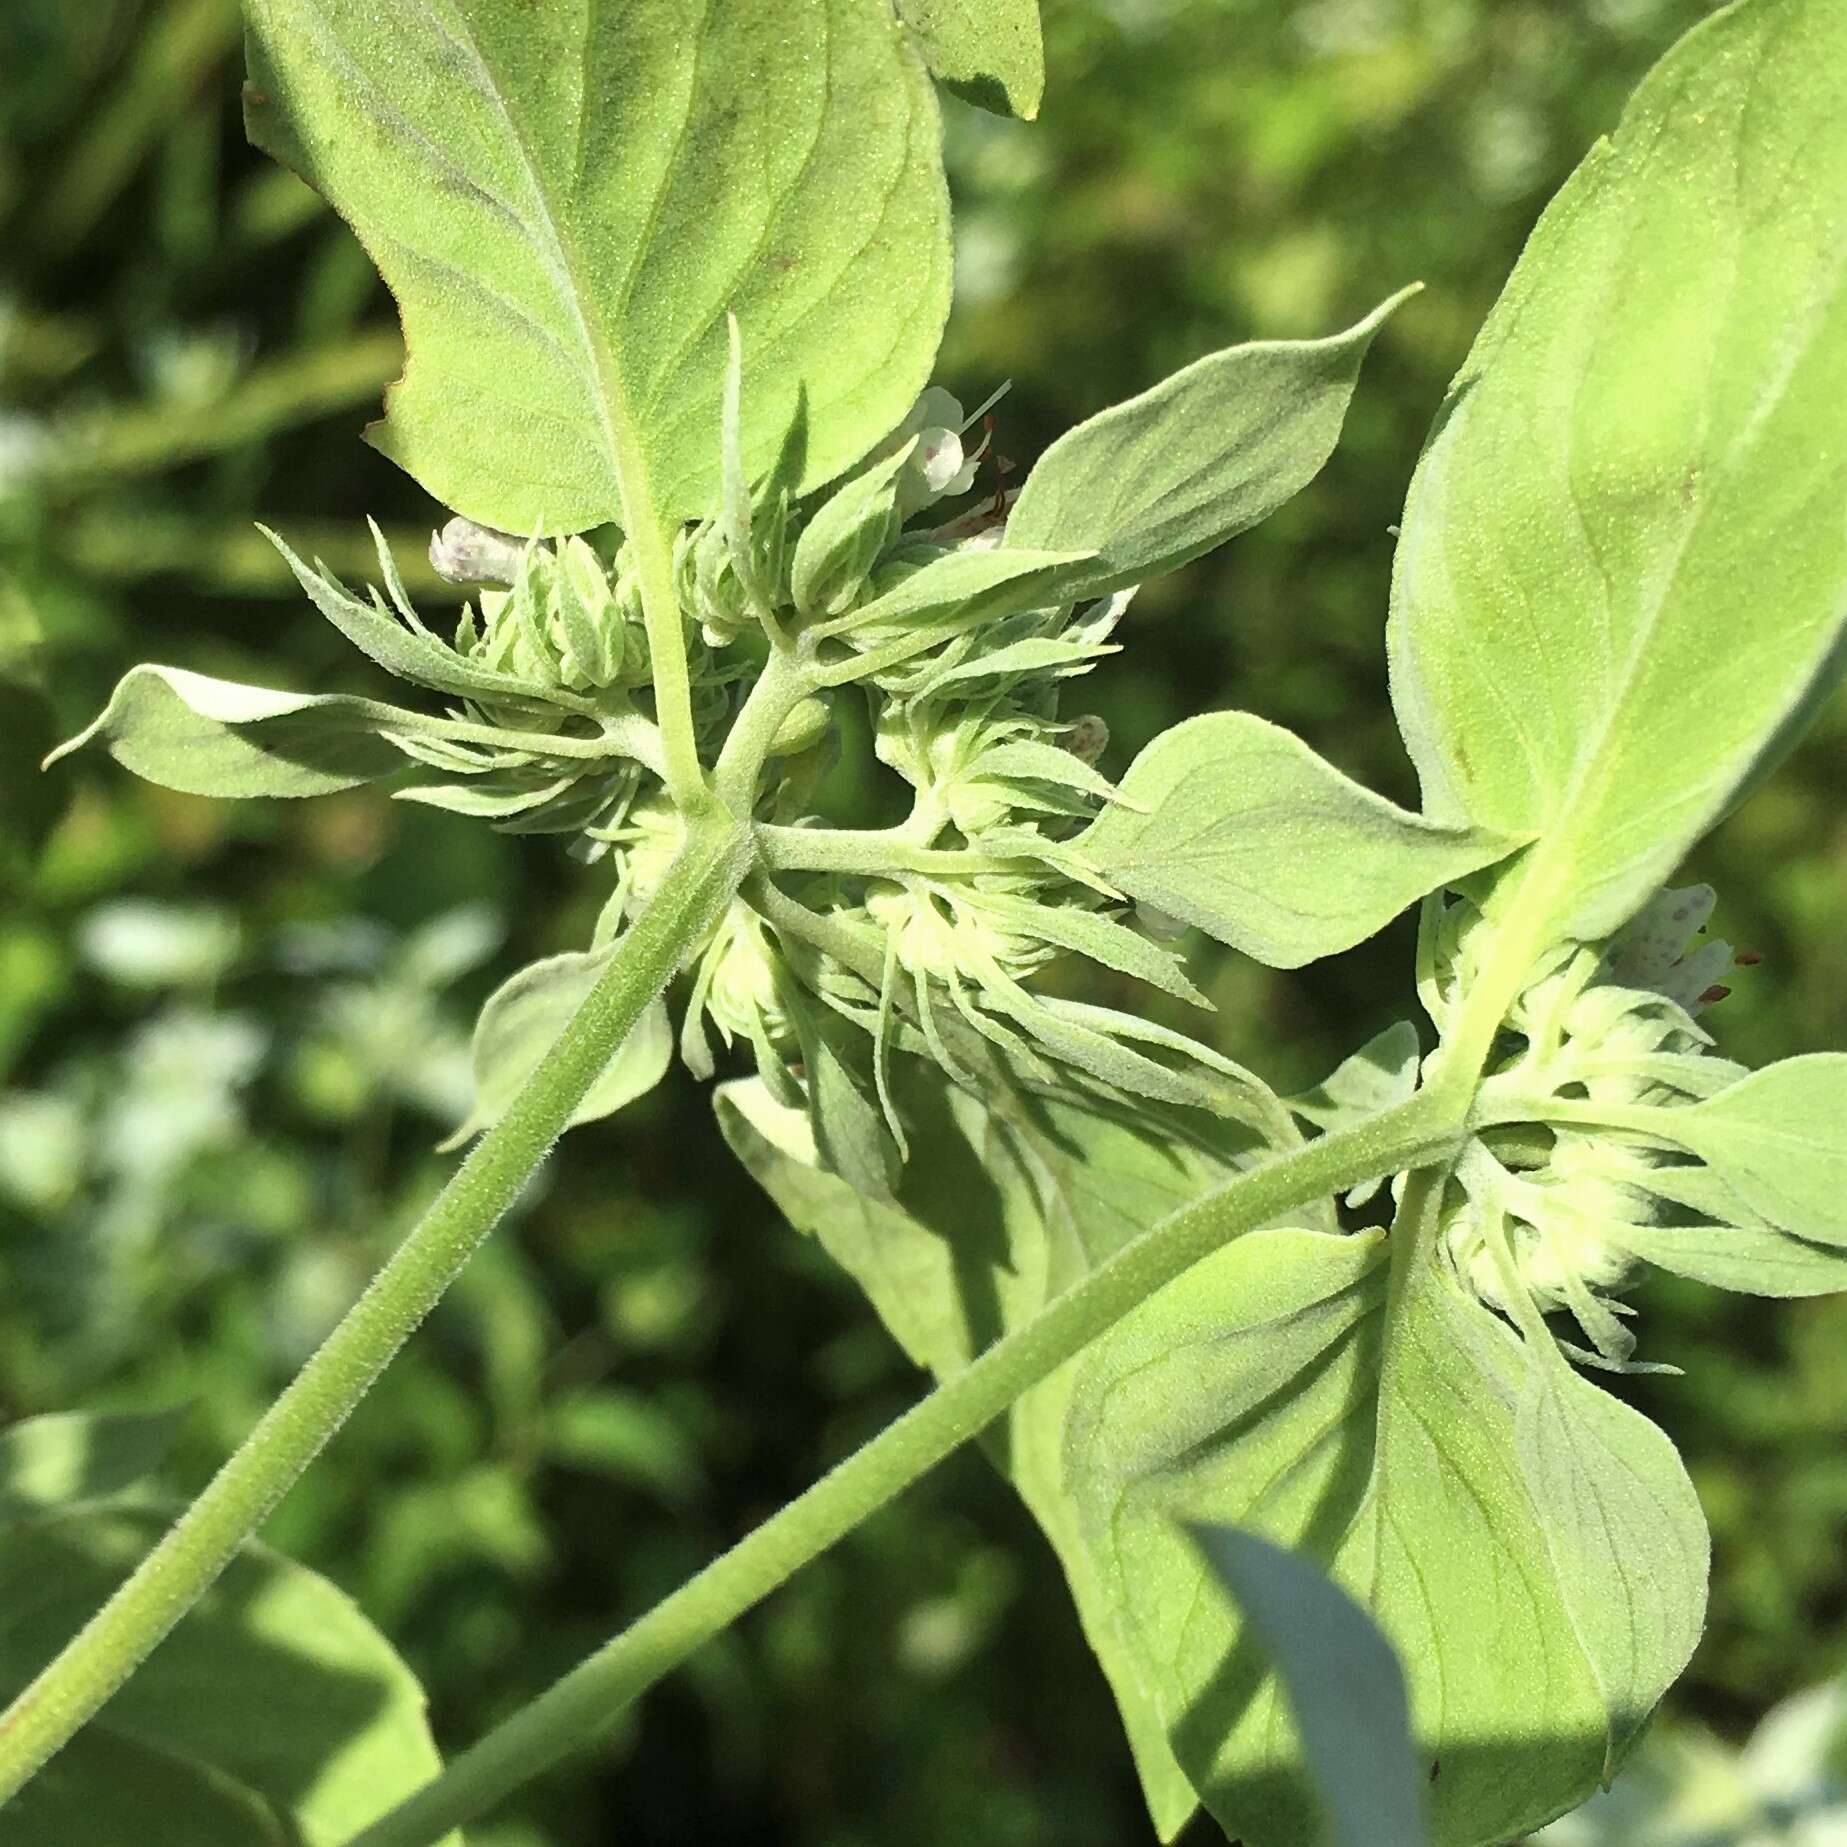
[1080, 714, 1515, 968]
[896, 0, 1044, 118]
[244, 0, 952, 532]
[1004, 290, 1414, 604]
[451, 947, 672, 1143]
[1388, 0, 1847, 941]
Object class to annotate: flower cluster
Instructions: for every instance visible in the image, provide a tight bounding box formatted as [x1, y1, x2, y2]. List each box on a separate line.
[1433, 886, 1744, 1369]
[62, 378, 1246, 1149]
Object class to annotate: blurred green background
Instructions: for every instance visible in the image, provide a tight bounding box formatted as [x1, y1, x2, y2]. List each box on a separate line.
[2, 1, 1843, 1842]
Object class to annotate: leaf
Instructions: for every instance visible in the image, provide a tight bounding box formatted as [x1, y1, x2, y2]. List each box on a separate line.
[832, 545, 1095, 640]
[1003, 290, 1414, 603]
[1064, 1221, 1706, 1846]
[1515, 1356, 1708, 1777]
[1387, 0, 1847, 941]
[0, 1407, 183, 1523]
[1661, 1054, 1847, 1248]
[1603, 1215, 1847, 1297]
[719, 1056, 1291, 1841]
[1290, 1020, 1423, 1133]
[896, 0, 1044, 119]
[1079, 713, 1515, 968]
[1189, 1526, 1427, 1847]
[975, 894, 1211, 1010]
[1, 1729, 292, 1846]
[46, 665, 417, 798]
[0, 1507, 455, 1846]
[451, 947, 672, 1143]
[243, 0, 952, 532]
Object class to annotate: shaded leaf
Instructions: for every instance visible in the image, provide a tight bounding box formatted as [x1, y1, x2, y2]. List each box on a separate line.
[0, 1507, 453, 1846]
[1290, 1020, 1422, 1134]
[0, 1407, 183, 1524]
[1190, 1525, 1426, 1847]
[719, 1057, 1292, 1840]
[451, 948, 672, 1142]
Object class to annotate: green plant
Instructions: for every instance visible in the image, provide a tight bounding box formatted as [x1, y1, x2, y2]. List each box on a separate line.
[1, 1, 1844, 1842]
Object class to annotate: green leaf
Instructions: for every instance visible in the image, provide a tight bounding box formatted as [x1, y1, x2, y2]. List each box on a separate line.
[0, 1407, 183, 1523]
[46, 665, 416, 798]
[1661, 1055, 1847, 1249]
[1079, 713, 1515, 968]
[451, 947, 672, 1143]
[896, 0, 1044, 119]
[1064, 1221, 1706, 1846]
[1515, 1356, 1710, 1778]
[831, 545, 1095, 641]
[1387, 0, 1847, 942]
[1290, 1020, 1422, 1134]
[0, 1729, 291, 1846]
[243, 0, 952, 532]
[1189, 1525, 1427, 1847]
[1003, 290, 1414, 604]
[719, 1057, 1291, 1841]
[1604, 1215, 1847, 1298]
[0, 1507, 454, 1846]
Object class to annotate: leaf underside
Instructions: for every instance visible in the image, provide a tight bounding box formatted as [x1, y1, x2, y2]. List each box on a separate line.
[1388, 0, 1847, 942]
[244, 0, 953, 532]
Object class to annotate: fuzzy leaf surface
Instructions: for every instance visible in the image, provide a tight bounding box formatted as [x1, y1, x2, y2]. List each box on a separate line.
[243, 0, 951, 531]
[1387, 0, 1847, 941]
[896, 0, 1044, 118]
[453, 947, 672, 1141]
[1079, 714, 1514, 968]
[1004, 291, 1412, 603]
[1065, 1225, 1706, 1846]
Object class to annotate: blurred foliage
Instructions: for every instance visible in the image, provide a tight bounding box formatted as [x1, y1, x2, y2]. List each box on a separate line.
[1, 1, 1842, 1842]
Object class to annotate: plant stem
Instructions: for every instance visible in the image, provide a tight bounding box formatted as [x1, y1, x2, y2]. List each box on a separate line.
[756, 822, 1028, 880]
[0, 815, 750, 1808]
[347, 1087, 1466, 1847]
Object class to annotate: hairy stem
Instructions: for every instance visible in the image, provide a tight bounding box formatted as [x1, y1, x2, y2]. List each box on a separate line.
[0, 814, 751, 1806]
[348, 1086, 1466, 1847]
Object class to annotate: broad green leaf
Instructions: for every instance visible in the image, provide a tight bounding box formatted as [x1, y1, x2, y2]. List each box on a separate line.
[1065, 1223, 1706, 1846]
[0, 1407, 182, 1523]
[1003, 290, 1414, 604]
[1190, 1526, 1427, 1847]
[46, 665, 414, 798]
[451, 947, 672, 1143]
[1660, 1055, 1847, 1249]
[244, 0, 952, 532]
[1387, 0, 1847, 941]
[719, 1057, 1292, 1841]
[896, 0, 1044, 119]
[1079, 714, 1515, 968]
[0, 1507, 453, 1846]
